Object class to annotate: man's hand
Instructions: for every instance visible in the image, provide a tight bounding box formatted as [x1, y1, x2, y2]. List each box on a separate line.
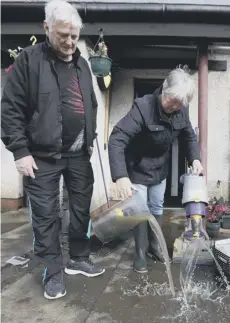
[192, 159, 203, 175]
[116, 177, 137, 200]
[15, 156, 38, 179]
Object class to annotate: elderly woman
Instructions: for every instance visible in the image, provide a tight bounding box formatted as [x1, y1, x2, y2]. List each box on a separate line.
[108, 67, 203, 273]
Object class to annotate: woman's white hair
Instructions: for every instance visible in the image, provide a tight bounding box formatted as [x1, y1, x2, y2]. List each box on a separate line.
[45, 0, 83, 30]
[162, 66, 195, 106]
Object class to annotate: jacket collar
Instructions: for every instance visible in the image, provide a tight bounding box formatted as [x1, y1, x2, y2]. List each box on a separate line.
[43, 38, 81, 67]
[153, 86, 167, 121]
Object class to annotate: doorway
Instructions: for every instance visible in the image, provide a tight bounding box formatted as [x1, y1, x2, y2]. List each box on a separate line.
[134, 78, 187, 207]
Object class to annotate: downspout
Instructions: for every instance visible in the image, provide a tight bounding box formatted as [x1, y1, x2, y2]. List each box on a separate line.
[198, 43, 208, 180]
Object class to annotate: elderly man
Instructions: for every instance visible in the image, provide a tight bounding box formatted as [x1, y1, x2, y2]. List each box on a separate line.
[1, 0, 104, 300]
[108, 67, 203, 274]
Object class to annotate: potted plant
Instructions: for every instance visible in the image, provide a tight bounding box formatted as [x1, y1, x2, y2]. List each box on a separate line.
[206, 214, 220, 239]
[88, 31, 112, 77]
[219, 205, 230, 229]
[5, 35, 37, 73]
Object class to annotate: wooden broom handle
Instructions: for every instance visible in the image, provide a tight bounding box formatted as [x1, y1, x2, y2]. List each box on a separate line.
[104, 89, 110, 150]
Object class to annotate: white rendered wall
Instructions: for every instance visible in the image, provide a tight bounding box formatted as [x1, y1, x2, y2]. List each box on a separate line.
[1, 69, 24, 199]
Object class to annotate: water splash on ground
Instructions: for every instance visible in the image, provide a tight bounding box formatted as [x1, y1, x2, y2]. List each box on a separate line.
[121, 276, 172, 297]
[161, 279, 230, 323]
[162, 238, 230, 322]
[119, 238, 230, 322]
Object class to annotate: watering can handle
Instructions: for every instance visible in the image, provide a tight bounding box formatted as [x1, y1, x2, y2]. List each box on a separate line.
[180, 174, 185, 184]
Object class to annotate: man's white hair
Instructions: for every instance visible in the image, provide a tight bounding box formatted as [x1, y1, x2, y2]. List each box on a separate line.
[162, 66, 195, 106]
[45, 0, 83, 30]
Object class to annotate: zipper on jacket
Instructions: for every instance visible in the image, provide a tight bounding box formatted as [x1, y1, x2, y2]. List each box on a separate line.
[50, 60, 63, 152]
[160, 116, 173, 143]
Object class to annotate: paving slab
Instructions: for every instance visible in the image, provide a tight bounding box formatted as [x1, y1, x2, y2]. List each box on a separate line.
[1, 239, 131, 323]
[1, 208, 30, 234]
[1, 208, 230, 323]
[1, 223, 33, 265]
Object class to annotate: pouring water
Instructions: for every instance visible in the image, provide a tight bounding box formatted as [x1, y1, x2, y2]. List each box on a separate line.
[148, 216, 175, 296]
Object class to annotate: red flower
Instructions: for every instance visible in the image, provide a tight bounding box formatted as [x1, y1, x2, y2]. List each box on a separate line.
[215, 205, 228, 214]
[5, 65, 13, 73]
[207, 214, 218, 222]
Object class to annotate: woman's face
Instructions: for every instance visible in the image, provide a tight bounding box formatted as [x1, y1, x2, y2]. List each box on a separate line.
[161, 95, 183, 114]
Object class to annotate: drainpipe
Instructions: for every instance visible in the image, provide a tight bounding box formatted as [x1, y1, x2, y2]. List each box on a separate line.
[198, 43, 208, 180]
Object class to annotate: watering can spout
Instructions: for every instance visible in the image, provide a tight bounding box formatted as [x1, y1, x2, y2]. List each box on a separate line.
[91, 192, 151, 243]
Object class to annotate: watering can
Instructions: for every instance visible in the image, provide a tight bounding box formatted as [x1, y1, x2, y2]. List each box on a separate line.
[91, 192, 151, 243]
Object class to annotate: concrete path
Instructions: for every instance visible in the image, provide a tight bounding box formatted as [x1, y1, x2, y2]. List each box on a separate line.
[1, 209, 230, 323]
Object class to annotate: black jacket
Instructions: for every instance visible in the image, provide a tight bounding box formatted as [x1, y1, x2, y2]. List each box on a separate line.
[1, 41, 98, 160]
[108, 87, 200, 186]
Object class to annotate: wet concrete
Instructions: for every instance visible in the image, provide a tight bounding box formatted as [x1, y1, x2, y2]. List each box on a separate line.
[1, 208, 30, 234]
[1, 208, 230, 323]
[1, 208, 33, 266]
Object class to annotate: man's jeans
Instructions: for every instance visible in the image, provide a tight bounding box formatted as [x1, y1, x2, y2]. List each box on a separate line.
[135, 179, 167, 216]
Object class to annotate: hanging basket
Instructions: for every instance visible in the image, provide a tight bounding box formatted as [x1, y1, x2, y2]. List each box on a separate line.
[89, 56, 112, 77]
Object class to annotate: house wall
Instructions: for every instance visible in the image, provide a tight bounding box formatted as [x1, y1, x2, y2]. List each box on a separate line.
[1, 69, 24, 209]
[189, 52, 230, 200]
[1, 39, 111, 211]
[109, 54, 230, 201]
[78, 40, 111, 211]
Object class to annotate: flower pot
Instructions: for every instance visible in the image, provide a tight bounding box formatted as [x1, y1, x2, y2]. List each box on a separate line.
[222, 215, 230, 229]
[89, 56, 112, 77]
[206, 220, 220, 239]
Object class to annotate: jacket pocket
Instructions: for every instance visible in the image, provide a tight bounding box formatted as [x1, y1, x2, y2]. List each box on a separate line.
[147, 124, 166, 146]
[147, 124, 165, 132]
[136, 157, 164, 175]
[27, 111, 39, 131]
[29, 91, 61, 147]
[173, 121, 187, 130]
[172, 121, 187, 140]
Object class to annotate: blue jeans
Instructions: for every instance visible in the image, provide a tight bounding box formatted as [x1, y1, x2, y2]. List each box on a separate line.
[135, 179, 167, 216]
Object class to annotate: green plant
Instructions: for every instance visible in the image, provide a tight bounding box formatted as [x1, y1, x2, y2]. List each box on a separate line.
[87, 41, 108, 58]
[5, 35, 37, 73]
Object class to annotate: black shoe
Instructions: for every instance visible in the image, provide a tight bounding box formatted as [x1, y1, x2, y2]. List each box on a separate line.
[133, 222, 148, 273]
[44, 271, 66, 300]
[65, 258, 105, 277]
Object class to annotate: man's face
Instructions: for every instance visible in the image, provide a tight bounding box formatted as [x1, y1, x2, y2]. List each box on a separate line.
[44, 21, 80, 61]
[161, 95, 183, 114]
